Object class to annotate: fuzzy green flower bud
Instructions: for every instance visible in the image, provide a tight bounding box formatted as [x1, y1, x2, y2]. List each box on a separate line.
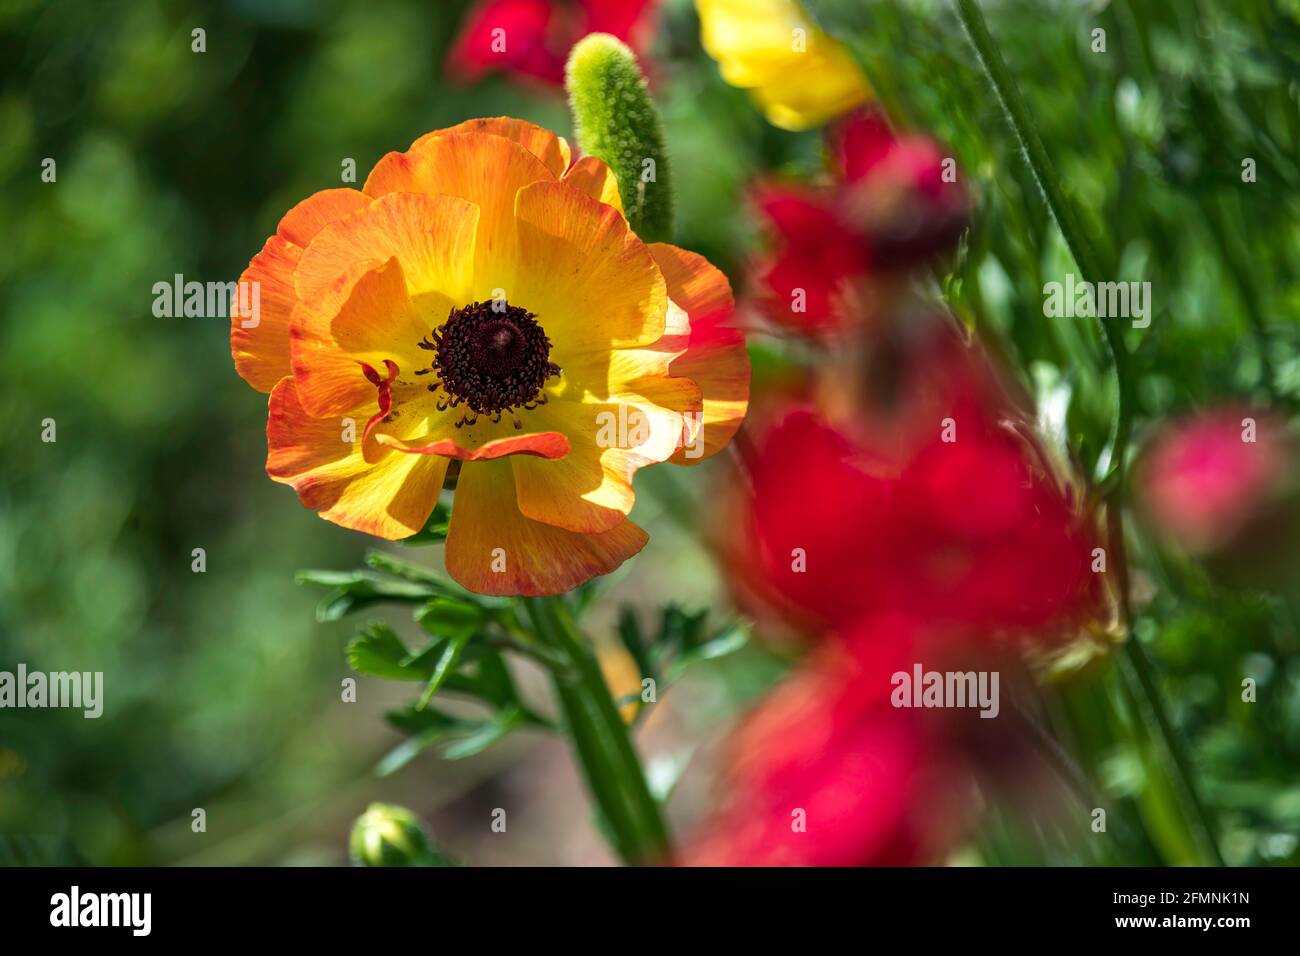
[565, 33, 674, 242]
[349, 803, 449, 867]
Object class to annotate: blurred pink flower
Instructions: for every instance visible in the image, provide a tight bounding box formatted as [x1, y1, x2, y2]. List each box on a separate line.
[1137, 408, 1295, 555]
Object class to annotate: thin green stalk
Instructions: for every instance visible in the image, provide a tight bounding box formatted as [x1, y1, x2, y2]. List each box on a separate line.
[523, 596, 671, 865]
[1204, 195, 1281, 401]
[1119, 641, 1225, 865]
[955, 0, 1222, 865]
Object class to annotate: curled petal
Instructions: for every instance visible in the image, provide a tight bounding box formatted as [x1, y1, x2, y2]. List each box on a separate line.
[561, 155, 624, 214]
[512, 180, 667, 359]
[415, 116, 572, 179]
[649, 242, 750, 464]
[289, 193, 480, 417]
[376, 428, 570, 461]
[266, 378, 448, 540]
[512, 372, 702, 533]
[364, 133, 555, 292]
[231, 188, 371, 392]
[294, 192, 479, 311]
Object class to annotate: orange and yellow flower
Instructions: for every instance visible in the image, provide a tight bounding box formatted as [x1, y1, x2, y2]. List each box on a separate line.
[231, 117, 749, 597]
[696, 0, 870, 131]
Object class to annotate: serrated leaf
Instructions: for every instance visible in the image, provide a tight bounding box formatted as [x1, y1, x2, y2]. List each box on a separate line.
[375, 728, 455, 776]
[659, 605, 710, 654]
[459, 651, 518, 708]
[346, 624, 425, 681]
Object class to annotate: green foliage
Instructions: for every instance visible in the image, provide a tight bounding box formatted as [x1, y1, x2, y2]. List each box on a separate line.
[5, 0, 1297, 868]
[566, 33, 674, 241]
[302, 556, 552, 777]
[399, 501, 450, 546]
[617, 604, 749, 688]
[807, 0, 1300, 865]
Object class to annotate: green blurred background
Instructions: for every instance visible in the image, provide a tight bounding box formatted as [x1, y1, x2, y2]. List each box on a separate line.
[0, 0, 791, 866]
[1, 0, 1297, 865]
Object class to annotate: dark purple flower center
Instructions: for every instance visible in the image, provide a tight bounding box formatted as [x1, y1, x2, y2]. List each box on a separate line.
[418, 299, 560, 427]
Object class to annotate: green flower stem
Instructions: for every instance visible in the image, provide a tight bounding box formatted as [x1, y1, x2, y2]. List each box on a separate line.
[955, 0, 1223, 865]
[522, 596, 671, 865]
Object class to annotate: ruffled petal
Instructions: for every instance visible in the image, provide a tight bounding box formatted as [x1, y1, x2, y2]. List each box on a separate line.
[277, 188, 374, 248]
[294, 192, 479, 310]
[446, 0, 563, 85]
[649, 243, 750, 463]
[288, 193, 479, 417]
[364, 133, 556, 294]
[512, 370, 701, 533]
[560, 156, 624, 214]
[698, 0, 806, 87]
[266, 378, 448, 540]
[289, 276, 385, 418]
[327, 257, 423, 369]
[414, 116, 572, 179]
[232, 236, 299, 392]
[511, 180, 667, 362]
[376, 427, 570, 461]
[445, 459, 648, 595]
[231, 188, 371, 392]
[748, 43, 871, 132]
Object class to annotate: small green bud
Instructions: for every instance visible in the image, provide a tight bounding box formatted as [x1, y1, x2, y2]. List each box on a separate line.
[349, 803, 449, 867]
[565, 33, 674, 242]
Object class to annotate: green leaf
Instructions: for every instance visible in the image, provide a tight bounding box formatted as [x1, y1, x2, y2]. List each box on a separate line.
[346, 623, 425, 681]
[366, 550, 514, 609]
[665, 622, 750, 681]
[376, 705, 524, 774]
[416, 632, 471, 710]
[617, 604, 751, 691]
[399, 501, 450, 546]
[416, 596, 487, 641]
[616, 605, 658, 684]
[441, 707, 524, 760]
[297, 570, 434, 622]
[375, 724, 460, 776]
[452, 652, 519, 709]
[565, 33, 673, 241]
[384, 703, 463, 736]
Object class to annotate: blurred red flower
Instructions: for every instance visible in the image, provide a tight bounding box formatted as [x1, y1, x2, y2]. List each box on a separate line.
[736, 345, 1099, 637]
[448, 0, 656, 86]
[680, 613, 974, 866]
[754, 109, 968, 332]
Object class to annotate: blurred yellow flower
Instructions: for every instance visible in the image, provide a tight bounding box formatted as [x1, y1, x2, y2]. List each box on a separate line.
[696, 0, 870, 130]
